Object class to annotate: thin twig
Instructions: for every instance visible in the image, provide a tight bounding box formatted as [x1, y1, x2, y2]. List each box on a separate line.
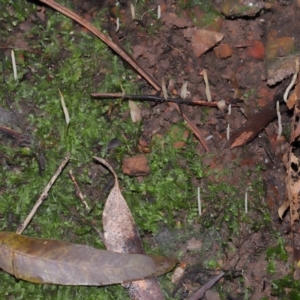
[69, 169, 90, 211]
[0, 125, 22, 140]
[188, 272, 224, 300]
[16, 153, 70, 234]
[91, 92, 219, 107]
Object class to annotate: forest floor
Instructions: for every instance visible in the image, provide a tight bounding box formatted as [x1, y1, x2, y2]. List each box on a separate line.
[1, 0, 300, 299]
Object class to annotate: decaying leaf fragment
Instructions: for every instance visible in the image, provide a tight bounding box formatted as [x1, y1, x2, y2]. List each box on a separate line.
[0, 232, 176, 285]
[94, 157, 176, 299]
[279, 101, 300, 225]
[191, 29, 224, 58]
[279, 152, 300, 225]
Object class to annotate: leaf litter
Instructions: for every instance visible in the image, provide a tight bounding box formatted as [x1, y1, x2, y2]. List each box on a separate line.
[279, 73, 300, 227]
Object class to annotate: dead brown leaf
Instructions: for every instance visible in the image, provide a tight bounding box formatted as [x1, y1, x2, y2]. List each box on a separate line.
[284, 152, 300, 225]
[280, 101, 300, 226]
[191, 29, 224, 58]
[0, 232, 176, 285]
[94, 157, 177, 299]
[94, 157, 142, 253]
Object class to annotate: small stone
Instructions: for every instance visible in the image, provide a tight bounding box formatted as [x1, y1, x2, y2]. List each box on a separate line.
[122, 154, 150, 176]
[247, 40, 265, 60]
[214, 43, 233, 58]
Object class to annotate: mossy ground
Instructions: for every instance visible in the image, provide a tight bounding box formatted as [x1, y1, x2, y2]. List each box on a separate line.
[0, 0, 291, 299]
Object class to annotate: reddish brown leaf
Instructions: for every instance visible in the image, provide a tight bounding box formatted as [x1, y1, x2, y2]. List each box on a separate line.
[0, 232, 177, 285]
[191, 29, 224, 58]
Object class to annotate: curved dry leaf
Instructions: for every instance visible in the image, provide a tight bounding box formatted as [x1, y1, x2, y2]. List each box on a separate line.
[0, 232, 177, 285]
[94, 157, 176, 299]
[94, 156, 143, 254]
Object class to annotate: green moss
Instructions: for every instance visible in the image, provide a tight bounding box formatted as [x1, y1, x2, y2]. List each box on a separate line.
[266, 237, 288, 262]
[178, 0, 222, 28]
[272, 275, 300, 298]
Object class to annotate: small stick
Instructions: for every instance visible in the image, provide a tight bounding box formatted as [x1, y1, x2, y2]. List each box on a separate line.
[0, 125, 22, 140]
[91, 92, 219, 107]
[245, 189, 248, 214]
[226, 124, 230, 141]
[11, 49, 17, 81]
[197, 187, 201, 216]
[276, 101, 282, 140]
[16, 153, 70, 234]
[201, 69, 212, 102]
[69, 169, 90, 211]
[188, 272, 224, 300]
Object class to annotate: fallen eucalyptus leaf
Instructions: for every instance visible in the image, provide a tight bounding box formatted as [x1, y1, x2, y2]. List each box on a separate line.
[94, 157, 176, 299]
[94, 157, 142, 254]
[0, 232, 177, 285]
